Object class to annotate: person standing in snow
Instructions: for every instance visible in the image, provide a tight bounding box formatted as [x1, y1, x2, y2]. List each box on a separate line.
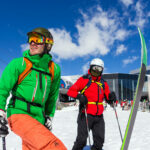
[0, 27, 67, 150]
[67, 58, 116, 150]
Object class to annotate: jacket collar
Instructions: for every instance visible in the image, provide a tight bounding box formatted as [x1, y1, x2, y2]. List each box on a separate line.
[88, 70, 101, 82]
[23, 49, 52, 70]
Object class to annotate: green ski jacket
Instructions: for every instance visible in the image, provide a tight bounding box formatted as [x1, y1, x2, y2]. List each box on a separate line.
[0, 50, 61, 124]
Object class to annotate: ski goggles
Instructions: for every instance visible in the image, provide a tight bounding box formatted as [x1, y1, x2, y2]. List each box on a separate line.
[28, 33, 54, 45]
[91, 65, 103, 72]
[45, 37, 54, 45]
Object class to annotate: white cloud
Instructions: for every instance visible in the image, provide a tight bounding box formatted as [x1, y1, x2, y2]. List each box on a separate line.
[50, 28, 78, 59]
[148, 12, 150, 17]
[21, 44, 29, 51]
[120, 0, 134, 7]
[115, 29, 130, 41]
[123, 56, 138, 66]
[116, 44, 127, 55]
[48, 6, 129, 60]
[129, 1, 148, 29]
[82, 61, 90, 74]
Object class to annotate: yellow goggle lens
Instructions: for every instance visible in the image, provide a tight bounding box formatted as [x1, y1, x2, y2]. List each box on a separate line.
[46, 38, 54, 45]
[28, 34, 45, 44]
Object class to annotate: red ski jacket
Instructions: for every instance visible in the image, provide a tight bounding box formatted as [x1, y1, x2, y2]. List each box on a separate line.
[67, 71, 110, 115]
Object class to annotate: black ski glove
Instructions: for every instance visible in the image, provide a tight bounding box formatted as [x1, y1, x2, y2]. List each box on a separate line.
[106, 92, 116, 105]
[77, 94, 88, 107]
[0, 110, 9, 137]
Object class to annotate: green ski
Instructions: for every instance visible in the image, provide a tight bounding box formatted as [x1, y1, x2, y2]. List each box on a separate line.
[121, 28, 147, 150]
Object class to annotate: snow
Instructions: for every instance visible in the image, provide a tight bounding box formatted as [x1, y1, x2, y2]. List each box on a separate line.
[0, 105, 150, 150]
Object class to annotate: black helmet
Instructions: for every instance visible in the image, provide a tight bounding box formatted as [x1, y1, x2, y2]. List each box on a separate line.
[27, 27, 53, 53]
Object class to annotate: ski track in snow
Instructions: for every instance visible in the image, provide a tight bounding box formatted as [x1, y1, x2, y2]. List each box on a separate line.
[0, 106, 150, 150]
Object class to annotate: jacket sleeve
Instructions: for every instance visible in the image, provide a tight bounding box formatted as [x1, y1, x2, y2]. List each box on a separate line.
[45, 64, 61, 117]
[0, 58, 23, 111]
[67, 77, 88, 98]
[104, 81, 110, 100]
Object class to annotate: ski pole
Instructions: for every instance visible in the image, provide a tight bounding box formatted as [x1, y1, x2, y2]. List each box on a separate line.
[84, 108, 91, 147]
[113, 105, 123, 142]
[2, 137, 6, 150]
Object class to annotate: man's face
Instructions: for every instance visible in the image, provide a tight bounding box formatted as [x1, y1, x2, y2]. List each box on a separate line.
[28, 32, 46, 55]
[29, 42, 45, 55]
[90, 65, 103, 77]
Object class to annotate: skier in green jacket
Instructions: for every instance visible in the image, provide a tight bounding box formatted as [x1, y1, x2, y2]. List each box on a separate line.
[0, 27, 67, 150]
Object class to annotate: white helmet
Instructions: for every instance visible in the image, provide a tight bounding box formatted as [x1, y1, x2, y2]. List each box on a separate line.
[90, 58, 104, 68]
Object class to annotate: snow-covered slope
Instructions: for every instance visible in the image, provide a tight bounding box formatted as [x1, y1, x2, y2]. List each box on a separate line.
[0, 106, 150, 150]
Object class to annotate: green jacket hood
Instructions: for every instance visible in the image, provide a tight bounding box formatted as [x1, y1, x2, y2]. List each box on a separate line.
[23, 50, 52, 70]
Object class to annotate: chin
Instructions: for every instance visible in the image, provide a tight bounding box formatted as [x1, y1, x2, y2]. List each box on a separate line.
[30, 51, 38, 55]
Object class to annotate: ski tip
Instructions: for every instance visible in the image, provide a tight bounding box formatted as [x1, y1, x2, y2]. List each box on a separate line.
[138, 27, 142, 37]
[138, 27, 140, 32]
[137, 27, 147, 66]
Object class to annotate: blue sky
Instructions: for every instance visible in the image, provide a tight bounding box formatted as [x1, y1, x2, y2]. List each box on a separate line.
[0, 0, 150, 76]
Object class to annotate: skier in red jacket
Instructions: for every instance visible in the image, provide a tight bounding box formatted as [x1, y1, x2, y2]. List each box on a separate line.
[67, 58, 116, 150]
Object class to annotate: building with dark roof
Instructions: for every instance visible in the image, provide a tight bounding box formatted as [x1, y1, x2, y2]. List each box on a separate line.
[59, 66, 150, 102]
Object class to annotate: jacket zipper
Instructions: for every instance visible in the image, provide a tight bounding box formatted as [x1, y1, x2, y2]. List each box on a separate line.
[96, 84, 100, 115]
[42, 76, 47, 102]
[32, 74, 38, 102]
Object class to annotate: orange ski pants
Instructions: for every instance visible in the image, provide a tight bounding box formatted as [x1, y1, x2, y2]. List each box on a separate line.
[8, 114, 67, 150]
